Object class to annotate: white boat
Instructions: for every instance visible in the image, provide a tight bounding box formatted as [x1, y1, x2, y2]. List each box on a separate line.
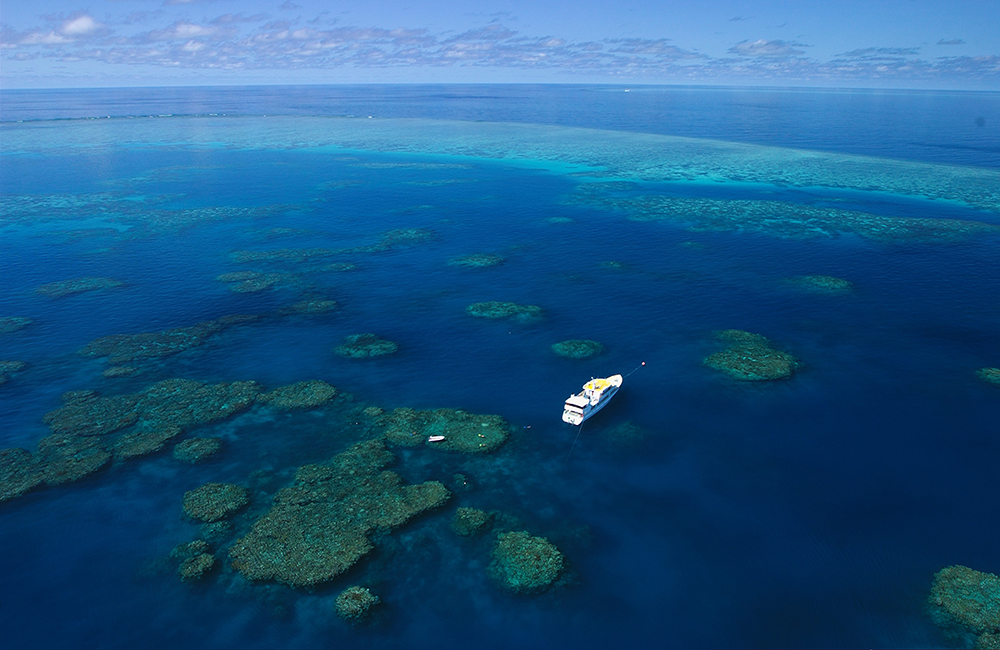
[562, 374, 622, 425]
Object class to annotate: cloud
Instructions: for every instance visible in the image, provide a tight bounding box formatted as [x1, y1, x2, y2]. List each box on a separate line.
[729, 39, 807, 58]
[211, 14, 269, 25]
[279, 1, 301, 9]
[1, 14, 996, 85]
[728, 16, 748, 22]
[839, 47, 921, 59]
[60, 15, 104, 36]
[937, 38, 965, 45]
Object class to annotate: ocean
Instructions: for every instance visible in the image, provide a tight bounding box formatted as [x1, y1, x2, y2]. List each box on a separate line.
[1, 85, 998, 649]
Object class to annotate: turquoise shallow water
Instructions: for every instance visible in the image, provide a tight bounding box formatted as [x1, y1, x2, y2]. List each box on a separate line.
[1, 88, 999, 649]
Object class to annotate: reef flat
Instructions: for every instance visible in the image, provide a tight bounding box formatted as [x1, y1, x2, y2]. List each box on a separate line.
[78, 314, 258, 365]
[35, 277, 124, 298]
[9, 117, 995, 214]
[0, 191, 296, 239]
[229, 440, 449, 587]
[570, 190, 1000, 243]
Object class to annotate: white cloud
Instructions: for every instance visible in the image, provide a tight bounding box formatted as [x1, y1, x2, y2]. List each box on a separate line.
[729, 39, 807, 58]
[60, 15, 103, 36]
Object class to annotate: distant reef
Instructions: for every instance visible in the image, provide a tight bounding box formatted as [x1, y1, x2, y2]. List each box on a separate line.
[551, 340, 605, 359]
[704, 330, 799, 381]
[35, 277, 124, 298]
[466, 301, 543, 323]
[787, 275, 854, 294]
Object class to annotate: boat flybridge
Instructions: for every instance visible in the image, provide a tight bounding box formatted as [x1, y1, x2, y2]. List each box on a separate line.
[561, 374, 623, 425]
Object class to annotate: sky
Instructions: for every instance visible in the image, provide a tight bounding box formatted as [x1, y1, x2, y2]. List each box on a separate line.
[1, 0, 998, 89]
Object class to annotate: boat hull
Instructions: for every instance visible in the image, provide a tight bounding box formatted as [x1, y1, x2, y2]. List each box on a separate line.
[562, 374, 622, 425]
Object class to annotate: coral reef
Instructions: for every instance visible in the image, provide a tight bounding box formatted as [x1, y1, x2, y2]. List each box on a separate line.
[929, 565, 1000, 647]
[173, 438, 222, 463]
[490, 531, 565, 593]
[112, 423, 182, 461]
[602, 421, 647, 447]
[229, 440, 449, 587]
[378, 407, 510, 453]
[79, 314, 258, 364]
[171, 540, 216, 581]
[1, 188, 295, 240]
[451, 507, 493, 536]
[44, 392, 141, 437]
[0, 380, 258, 501]
[381, 228, 432, 247]
[449, 254, 505, 268]
[551, 340, 605, 359]
[35, 277, 124, 298]
[102, 366, 139, 378]
[257, 380, 338, 410]
[335, 586, 380, 621]
[183, 483, 250, 522]
[0, 317, 32, 334]
[217, 271, 293, 293]
[977, 368, 1000, 386]
[285, 300, 338, 314]
[199, 521, 233, 544]
[788, 275, 854, 294]
[229, 228, 433, 265]
[179, 554, 216, 581]
[466, 302, 543, 323]
[335, 334, 399, 359]
[44, 380, 260, 437]
[572, 190, 1000, 243]
[0, 360, 27, 385]
[978, 632, 1000, 650]
[34, 433, 112, 486]
[322, 262, 358, 272]
[0, 448, 43, 502]
[230, 249, 336, 264]
[704, 330, 799, 381]
[217, 271, 261, 283]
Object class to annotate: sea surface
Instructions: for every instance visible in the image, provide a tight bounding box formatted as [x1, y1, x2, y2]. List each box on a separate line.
[1, 85, 999, 649]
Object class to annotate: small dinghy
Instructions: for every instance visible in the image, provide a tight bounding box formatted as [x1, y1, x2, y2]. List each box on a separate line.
[427, 435, 446, 443]
[561, 374, 622, 425]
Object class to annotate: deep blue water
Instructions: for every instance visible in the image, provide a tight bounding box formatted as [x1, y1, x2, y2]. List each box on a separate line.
[1, 86, 999, 650]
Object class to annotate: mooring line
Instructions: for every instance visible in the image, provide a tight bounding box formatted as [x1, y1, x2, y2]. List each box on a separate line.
[565, 420, 585, 462]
